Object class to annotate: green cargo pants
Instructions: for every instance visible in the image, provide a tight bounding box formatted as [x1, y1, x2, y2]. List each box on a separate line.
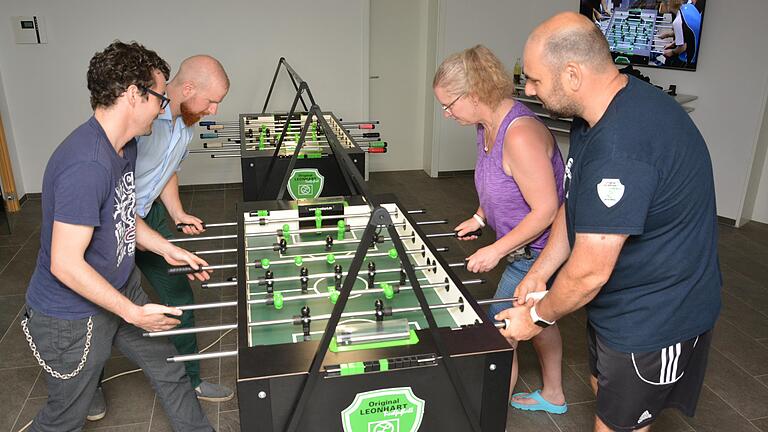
[135, 202, 201, 388]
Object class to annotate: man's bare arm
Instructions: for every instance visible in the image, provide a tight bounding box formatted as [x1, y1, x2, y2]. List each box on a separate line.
[50, 221, 181, 331]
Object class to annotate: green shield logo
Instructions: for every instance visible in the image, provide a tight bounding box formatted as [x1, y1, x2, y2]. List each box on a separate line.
[341, 387, 425, 432]
[287, 168, 325, 200]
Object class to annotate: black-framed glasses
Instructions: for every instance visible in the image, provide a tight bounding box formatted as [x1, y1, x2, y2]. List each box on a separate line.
[441, 93, 463, 115]
[139, 85, 170, 110]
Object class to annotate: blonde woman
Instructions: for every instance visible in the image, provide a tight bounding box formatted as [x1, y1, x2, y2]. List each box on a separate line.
[433, 45, 567, 413]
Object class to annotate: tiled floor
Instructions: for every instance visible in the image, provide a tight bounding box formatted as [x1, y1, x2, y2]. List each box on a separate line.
[1, 170, 767, 431]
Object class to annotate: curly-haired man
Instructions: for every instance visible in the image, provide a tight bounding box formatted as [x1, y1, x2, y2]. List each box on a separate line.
[23, 41, 214, 431]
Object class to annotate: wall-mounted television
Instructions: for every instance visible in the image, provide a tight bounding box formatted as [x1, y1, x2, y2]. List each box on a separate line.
[579, 0, 706, 70]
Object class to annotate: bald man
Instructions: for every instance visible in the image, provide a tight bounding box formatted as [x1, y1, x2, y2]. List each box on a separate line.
[83, 56, 232, 417]
[497, 12, 720, 432]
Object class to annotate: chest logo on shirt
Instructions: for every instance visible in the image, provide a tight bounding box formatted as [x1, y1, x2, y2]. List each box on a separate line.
[113, 172, 137, 267]
[563, 158, 573, 200]
[597, 178, 625, 208]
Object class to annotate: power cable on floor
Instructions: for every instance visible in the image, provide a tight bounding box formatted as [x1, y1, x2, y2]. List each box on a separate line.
[16, 329, 234, 432]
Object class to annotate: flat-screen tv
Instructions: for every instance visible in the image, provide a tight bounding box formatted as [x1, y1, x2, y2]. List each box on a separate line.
[579, 0, 706, 70]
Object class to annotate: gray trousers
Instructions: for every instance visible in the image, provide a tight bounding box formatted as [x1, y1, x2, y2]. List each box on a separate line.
[25, 268, 212, 432]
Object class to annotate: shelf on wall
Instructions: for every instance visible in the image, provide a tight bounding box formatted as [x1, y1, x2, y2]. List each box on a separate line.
[513, 82, 697, 134]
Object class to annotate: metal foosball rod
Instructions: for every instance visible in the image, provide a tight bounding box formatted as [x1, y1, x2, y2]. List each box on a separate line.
[244, 278, 486, 307]
[168, 254, 464, 277]
[203, 148, 388, 157]
[199, 119, 379, 128]
[248, 262, 468, 285]
[207, 142, 387, 153]
[223, 141, 383, 150]
[170, 220, 447, 244]
[170, 208, 435, 240]
[203, 127, 381, 141]
[167, 350, 238, 363]
[162, 293, 540, 362]
[192, 142, 386, 154]
[175, 278, 486, 311]
[201, 134, 385, 144]
[168, 228, 478, 271]
[152, 294, 484, 340]
[195, 239, 446, 258]
[169, 246, 447, 274]
[203, 120, 380, 137]
[202, 132, 380, 146]
[175, 208, 427, 232]
[148, 297, 469, 338]
[184, 217, 446, 238]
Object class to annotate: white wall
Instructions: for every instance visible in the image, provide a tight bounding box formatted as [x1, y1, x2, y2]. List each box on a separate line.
[431, 0, 573, 175]
[430, 0, 768, 222]
[0, 0, 369, 192]
[638, 1, 768, 223]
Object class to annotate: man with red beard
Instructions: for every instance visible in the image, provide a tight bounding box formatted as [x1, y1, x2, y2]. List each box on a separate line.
[85, 55, 231, 420]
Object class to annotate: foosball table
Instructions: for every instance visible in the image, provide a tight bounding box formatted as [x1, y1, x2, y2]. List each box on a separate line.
[193, 112, 383, 202]
[188, 57, 387, 202]
[153, 194, 514, 431]
[148, 103, 515, 431]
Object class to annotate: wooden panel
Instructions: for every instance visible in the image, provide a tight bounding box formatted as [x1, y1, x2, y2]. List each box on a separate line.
[0, 114, 20, 212]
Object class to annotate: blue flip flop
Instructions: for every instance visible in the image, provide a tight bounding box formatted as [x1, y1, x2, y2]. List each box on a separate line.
[510, 390, 568, 414]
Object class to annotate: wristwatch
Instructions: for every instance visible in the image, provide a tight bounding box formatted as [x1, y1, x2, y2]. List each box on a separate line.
[529, 304, 555, 328]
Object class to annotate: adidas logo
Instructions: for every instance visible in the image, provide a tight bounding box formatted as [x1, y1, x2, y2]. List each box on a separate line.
[637, 410, 652, 424]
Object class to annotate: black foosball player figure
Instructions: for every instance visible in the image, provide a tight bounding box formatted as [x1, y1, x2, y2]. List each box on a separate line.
[367, 261, 376, 285]
[374, 299, 385, 321]
[298, 306, 311, 341]
[325, 235, 334, 251]
[300, 267, 309, 292]
[265, 270, 275, 294]
[334, 264, 343, 289]
[275, 238, 287, 254]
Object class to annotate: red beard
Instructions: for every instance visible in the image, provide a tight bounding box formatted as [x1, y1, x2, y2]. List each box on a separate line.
[180, 102, 207, 127]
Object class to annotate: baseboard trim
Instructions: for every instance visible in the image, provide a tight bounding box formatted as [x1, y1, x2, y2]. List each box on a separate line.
[178, 182, 241, 192]
[21, 192, 40, 203]
[717, 216, 736, 227]
[437, 170, 474, 178]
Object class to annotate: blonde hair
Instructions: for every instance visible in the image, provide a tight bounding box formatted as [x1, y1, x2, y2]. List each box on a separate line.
[664, 0, 684, 13]
[433, 45, 514, 109]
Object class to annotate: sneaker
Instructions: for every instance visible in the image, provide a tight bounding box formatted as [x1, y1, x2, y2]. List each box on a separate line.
[195, 380, 234, 402]
[86, 387, 106, 421]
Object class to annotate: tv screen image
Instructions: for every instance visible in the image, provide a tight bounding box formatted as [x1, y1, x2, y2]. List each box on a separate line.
[579, 0, 706, 70]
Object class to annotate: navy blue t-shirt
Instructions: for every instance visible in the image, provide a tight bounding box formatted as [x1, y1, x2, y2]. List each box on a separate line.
[26, 117, 138, 320]
[564, 76, 721, 352]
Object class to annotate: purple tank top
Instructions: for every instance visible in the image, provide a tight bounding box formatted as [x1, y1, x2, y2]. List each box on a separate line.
[475, 102, 565, 250]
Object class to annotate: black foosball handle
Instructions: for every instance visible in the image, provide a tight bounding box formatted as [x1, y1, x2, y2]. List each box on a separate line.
[456, 228, 482, 239]
[176, 222, 207, 232]
[168, 265, 195, 275]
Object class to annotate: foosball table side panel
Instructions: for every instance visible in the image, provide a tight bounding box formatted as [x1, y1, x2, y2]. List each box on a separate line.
[241, 154, 366, 202]
[237, 350, 512, 432]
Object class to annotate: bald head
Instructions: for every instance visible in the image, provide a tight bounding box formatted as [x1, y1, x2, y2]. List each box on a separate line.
[526, 12, 614, 74]
[172, 55, 229, 91]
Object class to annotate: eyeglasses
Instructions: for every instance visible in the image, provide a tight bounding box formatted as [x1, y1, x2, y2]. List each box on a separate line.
[139, 85, 170, 110]
[441, 93, 463, 115]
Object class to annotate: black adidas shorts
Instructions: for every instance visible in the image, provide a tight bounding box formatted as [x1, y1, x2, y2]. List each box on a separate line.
[587, 323, 713, 431]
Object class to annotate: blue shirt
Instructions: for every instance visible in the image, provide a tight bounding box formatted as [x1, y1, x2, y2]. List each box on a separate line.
[564, 76, 721, 352]
[26, 117, 138, 319]
[134, 108, 192, 217]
